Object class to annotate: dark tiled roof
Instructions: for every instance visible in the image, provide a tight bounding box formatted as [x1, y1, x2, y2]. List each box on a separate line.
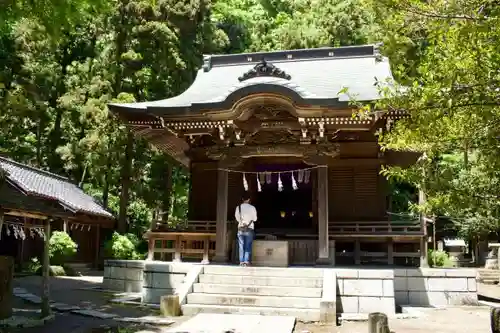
[109, 44, 392, 115]
[0, 157, 114, 218]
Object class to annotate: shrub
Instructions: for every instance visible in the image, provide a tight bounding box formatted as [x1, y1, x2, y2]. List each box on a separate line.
[104, 232, 142, 260]
[49, 231, 78, 265]
[36, 265, 66, 276]
[26, 257, 41, 273]
[428, 249, 454, 268]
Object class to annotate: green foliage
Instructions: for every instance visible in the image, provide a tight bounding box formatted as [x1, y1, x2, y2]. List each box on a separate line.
[427, 249, 454, 268]
[36, 265, 67, 276]
[49, 231, 78, 265]
[24, 257, 42, 274]
[364, 0, 500, 238]
[0, 0, 381, 248]
[105, 232, 143, 260]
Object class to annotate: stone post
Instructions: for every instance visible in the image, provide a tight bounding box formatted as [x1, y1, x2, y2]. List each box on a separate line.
[214, 168, 229, 263]
[316, 166, 330, 265]
[368, 312, 390, 333]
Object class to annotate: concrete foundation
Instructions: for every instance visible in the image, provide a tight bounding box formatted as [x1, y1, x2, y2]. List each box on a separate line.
[394, 268, 478, 306]
[142, 261, 193, 304]
[335, 268, 396, 314]
[103, 261, 479, 319]
[103, 260, 144, 292]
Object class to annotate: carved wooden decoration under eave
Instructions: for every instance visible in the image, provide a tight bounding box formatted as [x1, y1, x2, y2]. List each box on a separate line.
[204, 143, 340, 161]
[238, 60, 292, 82]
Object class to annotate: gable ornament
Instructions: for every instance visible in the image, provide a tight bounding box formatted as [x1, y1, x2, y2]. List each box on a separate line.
[238, 60, 292, 82]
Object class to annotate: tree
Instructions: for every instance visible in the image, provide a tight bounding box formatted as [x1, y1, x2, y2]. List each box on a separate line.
[366, 0, 500, 238]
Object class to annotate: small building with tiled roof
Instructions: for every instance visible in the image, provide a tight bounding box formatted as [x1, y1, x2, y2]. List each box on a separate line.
[0, 156, 115, 266]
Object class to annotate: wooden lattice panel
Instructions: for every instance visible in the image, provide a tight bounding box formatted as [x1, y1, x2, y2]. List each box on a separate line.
[329, 167, 354, 220]
[329, 166, 386, 220]
[353, 167, 379, 219]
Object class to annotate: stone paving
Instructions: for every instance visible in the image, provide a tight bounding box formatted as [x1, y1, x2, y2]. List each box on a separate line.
[166, 314, 295, 333]
[10, 275, 177, 332]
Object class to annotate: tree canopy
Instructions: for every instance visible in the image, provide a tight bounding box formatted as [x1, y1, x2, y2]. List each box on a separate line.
[1, 0, 499, 246]
[368, 0, 500, 238]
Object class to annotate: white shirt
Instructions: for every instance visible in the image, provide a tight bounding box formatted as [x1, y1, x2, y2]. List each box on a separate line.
[235, 203, 258, 230]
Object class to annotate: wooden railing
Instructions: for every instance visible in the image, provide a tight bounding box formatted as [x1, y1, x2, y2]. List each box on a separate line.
[329, 220, 423, 236]
[145, 220, 224, 263]
[154, 220, 216, 233]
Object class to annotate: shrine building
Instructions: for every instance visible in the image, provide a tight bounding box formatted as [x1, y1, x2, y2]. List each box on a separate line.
[109, 44, 426, 267]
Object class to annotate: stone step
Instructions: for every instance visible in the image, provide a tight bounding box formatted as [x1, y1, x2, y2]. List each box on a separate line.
[477, 269, 499, 283]
[182, 303, 320, 322]
[193, 283, 322, 297]
[199, 274, 322, 288]
[187, 293, 321, 309]
[203, 265, 324, 278]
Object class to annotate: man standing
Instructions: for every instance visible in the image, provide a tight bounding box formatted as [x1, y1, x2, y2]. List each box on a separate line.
[235, 193, 257, 266]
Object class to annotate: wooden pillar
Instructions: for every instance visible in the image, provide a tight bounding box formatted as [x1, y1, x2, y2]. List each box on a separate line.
[202, 236, 210, 264]
[316, 166, 330, 265]
[63, 220, 68, 233]
[94, 225, 100, 268]
[214, 168, 229, 263]
[419, 189, 429, 267]
[0, 256, 14, 319]
[173, 235, 182, 262]
[0, 209, 3, 240]
[354, 239, 361, 265]
[387, 238, 394, 266]
[147, 236, 155, 260]
[41, 218, 51, 317]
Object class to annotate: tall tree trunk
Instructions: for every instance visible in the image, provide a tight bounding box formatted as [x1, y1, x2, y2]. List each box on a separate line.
[102, 167, 111, 209]
[118, 132, 133, 233]
[464, 140, 469, 170]
[36, 113, 43, 168]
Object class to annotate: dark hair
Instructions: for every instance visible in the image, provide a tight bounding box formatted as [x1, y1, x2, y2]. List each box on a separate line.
[242, 192, 251, 202]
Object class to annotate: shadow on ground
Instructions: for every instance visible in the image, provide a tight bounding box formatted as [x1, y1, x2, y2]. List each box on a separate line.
[9, 273, 172, 333]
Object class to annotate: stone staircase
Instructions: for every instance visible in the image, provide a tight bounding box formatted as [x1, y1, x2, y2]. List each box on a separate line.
[182, 266, 324, 322]
[477, 268, 499, 284]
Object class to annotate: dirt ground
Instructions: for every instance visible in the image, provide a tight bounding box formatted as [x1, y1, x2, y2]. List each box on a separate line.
[10, 275, 500, 333]
[294, 306, 490, 333]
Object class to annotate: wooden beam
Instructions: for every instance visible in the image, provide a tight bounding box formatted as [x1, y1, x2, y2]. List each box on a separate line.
[5, 210, 48, 220]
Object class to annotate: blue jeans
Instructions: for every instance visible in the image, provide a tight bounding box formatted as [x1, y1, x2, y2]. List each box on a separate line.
[237, 230, 254, 263]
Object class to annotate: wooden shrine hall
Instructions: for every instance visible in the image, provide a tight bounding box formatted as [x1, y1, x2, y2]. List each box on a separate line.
[109, 44, 426, 267]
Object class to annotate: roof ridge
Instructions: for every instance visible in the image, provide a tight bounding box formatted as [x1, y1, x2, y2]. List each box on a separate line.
[0, 156, 72, 183]
[203, 44, 381, 71]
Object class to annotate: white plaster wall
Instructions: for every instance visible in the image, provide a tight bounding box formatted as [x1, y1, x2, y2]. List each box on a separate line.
[394, 268, 478, 306]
